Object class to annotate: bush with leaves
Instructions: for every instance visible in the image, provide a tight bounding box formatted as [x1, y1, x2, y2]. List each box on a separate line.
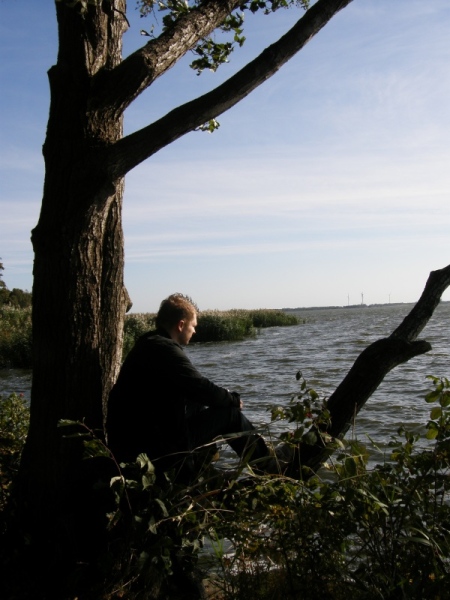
[57, 418, 227, 599]
[122, 313, 156, 359]
[0, 306, 32, 368]
[209, 375, 450, 600]
[2, 373, 449, 598]
[0, 393, 30, 517]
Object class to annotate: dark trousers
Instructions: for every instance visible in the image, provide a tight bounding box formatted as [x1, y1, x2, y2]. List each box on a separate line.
[187, 405, 268, 462]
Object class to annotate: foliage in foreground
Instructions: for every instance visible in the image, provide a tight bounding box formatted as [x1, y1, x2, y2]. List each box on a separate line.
[1, 376, 449, 599]
[0, 393, 30, 517]
[211, 375, 450, 599]
[78, 376, 450, 598]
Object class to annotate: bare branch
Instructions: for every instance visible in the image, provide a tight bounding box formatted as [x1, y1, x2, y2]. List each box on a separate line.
[269, 265, 450, 477]
[390, 264, 450, 342]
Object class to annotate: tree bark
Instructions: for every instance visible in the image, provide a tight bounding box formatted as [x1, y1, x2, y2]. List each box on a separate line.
[16, 1, 130, 583]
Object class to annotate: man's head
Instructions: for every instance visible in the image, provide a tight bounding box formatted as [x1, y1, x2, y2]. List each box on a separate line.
[155, 293, 198, 345]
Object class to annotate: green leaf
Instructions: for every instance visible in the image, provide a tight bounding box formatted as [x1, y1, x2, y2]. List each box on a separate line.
[426, 422, 439, 440]
[57, 418, 82, 427]
[142, 474, 155, 490]
[148, 516, 157, 535]
[303, 431, 317, 445]
[155, 498, 169, 517]
[425, 389, 441, 403]
[430, 406, 442, 420]
[440, 391, 450, 407]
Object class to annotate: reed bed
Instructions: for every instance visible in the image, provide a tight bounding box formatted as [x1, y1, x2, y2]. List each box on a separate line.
[123, 308, 301, 356]
[0, 308, 301, 368]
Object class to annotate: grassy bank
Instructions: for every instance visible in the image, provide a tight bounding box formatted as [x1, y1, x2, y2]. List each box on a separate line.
[123, 308, 302, 356]
[0, 307, 301, 369]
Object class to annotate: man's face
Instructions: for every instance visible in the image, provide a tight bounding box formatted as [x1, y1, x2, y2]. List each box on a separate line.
[177, 314, 197, 346]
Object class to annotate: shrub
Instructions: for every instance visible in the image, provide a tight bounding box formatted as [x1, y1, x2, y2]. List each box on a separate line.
[195, 311, 255, 342]
[0, 393, 30, 515]
[210, 375, 450, 599]
[0, 307, 32, 368]
[248, 309, 301, 328]
[57, 419, 224, 599]
[1, 371, 449, 599]
[194, 309, 301, 343]
[123, 313, 155, 359]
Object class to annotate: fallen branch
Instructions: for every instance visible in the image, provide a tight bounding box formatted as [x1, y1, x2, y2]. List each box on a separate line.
[270, 265, 450, 477]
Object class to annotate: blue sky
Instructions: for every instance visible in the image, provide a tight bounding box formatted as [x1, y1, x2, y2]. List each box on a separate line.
[1, 0, 449, 312]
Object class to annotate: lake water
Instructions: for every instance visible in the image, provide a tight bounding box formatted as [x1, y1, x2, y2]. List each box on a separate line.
[1, 302, 448, 465]
[186, 302, 449, 463]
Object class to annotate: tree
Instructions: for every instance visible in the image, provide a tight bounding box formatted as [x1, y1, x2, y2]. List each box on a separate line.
[11, 0, 448, 597]
[7, 289, 32, 310]
[0, 260, 8, 306]
[11, 0, 355, 591]
[0, 259, 5, 289]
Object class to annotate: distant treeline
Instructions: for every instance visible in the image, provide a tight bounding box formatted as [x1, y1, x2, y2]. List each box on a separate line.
[0, 260, 32, 309]
[0, 261, 33, 368]
[0, 288, 32, 309]
[283, 302, 420, 312]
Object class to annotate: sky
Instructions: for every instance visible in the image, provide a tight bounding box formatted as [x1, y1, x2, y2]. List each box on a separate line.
[0, 0, 449, 312]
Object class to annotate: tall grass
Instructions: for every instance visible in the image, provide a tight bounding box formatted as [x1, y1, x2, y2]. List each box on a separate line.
[194, 310, 255, 343]
[247, 309, 300, 328]
[0, 308, 301, 367]
[122, 308, 302, 354]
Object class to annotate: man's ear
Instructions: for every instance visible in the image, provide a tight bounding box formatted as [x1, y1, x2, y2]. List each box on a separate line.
[177, 319, 185, 332]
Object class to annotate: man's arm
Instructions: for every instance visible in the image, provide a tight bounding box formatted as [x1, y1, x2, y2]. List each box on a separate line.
[168, 341, 241, 408]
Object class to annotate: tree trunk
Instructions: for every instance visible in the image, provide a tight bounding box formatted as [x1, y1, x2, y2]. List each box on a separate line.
[15, 0, 129, 586]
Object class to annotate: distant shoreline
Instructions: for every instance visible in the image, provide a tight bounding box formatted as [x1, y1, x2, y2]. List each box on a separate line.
[283, 300, 449, 312]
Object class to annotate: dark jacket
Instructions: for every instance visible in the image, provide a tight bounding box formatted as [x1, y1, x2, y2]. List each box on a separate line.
[106, 328, 239, 464]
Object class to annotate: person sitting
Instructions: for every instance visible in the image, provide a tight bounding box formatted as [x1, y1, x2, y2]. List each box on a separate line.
[106, 293, 269, 483]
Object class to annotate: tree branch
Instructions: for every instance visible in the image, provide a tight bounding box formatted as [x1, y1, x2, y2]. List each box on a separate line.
[90, 0, 243, 114]
[270, 265, 450, 477]
[102, 0, 354, 178]
[390, 264, 450, 342]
